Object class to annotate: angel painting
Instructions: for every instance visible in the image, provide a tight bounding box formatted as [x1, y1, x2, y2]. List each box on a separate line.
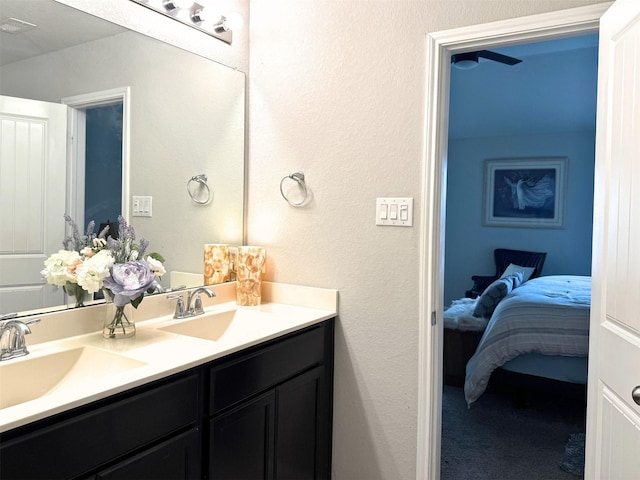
[485, 158, 566, 228]
[503, 172, 555, 211]
[489, 163, 562, 222]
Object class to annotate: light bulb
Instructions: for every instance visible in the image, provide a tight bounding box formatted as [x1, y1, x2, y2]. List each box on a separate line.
[192, 6, 222, 24]
[223, 12, 243, 31]
[173, 0, 194, 9]
[453, 59, 479, 70]
[163, 0, 194, 11]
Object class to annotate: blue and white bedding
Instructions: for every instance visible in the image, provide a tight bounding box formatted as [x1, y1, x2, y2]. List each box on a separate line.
[464, 275, 591, 406]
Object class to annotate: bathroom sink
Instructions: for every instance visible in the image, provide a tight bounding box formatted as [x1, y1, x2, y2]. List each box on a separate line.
[0, 346, 147, 410]
[159, 308, 270, 342]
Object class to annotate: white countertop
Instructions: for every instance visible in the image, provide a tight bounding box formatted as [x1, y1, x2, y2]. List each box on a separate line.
[0, 282, 337, 433]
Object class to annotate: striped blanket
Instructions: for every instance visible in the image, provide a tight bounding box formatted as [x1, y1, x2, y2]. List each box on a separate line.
[464, 275, 591, 405]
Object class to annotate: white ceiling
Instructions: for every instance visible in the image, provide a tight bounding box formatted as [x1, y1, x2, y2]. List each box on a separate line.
[0, 0, 126, 66]
[449, 34, 599, 139]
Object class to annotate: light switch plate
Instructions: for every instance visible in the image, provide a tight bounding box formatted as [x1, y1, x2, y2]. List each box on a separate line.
[376, 197, 413, 226]
[132, 195, 153, 217]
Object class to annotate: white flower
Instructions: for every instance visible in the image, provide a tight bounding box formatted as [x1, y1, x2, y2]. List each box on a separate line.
[41, 250, 82, 287]
[146, 256, 166, 278]
[130, 250, 139, 261]
[76, 250, 115, 293]
[93, 238, 107, 249]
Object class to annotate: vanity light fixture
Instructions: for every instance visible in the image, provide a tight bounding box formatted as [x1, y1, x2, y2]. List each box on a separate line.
[212, 12, 244, 33]
[129, 0, 243, 45]
[163, 0, 195, 11]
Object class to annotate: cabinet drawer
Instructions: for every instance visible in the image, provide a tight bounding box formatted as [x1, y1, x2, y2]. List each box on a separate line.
[209, 325, 325, 414]
[0, 372, 199, 480]
[97, 428, 201, 480]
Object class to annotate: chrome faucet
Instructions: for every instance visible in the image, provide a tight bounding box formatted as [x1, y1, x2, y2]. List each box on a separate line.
[187, 287, 216, 315]
[167, 287, 216, 319]
[0, 316, 41, 361]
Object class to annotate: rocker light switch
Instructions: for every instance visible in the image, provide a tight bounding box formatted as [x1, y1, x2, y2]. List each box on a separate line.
[376, 197, 413, 226]
[132, 196, 153, 217]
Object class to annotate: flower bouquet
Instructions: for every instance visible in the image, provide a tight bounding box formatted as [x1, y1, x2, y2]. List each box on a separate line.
[101, 216, 165, 339]
[41, 215, 111, 307]
[42, 214, 165, 339]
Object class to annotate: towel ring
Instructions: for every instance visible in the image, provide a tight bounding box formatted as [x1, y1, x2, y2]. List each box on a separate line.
[187, 174, 212, 205]
[280, 172, 308, 207]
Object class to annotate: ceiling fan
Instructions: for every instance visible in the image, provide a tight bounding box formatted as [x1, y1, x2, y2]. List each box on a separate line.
[451, 50, 522, 70]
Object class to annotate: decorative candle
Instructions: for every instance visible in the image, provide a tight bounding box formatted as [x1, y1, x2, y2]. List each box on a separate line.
[236, 246, 266, 306]
[204, 244, 230, 285]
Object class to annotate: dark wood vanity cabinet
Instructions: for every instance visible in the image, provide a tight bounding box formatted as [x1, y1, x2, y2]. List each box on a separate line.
[209, 323, 334, 480]
[210, 367, 329, 480]
[0, 371, 202, 480]
[0, 319, 334, 480]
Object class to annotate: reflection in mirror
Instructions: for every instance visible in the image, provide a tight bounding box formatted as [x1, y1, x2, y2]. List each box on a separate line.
[0, 0, 245, 318]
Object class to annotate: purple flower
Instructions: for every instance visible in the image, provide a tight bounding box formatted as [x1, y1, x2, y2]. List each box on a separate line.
[103, 260, 158, 307]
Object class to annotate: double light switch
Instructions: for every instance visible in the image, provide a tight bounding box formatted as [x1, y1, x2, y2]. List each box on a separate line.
[376, 197, 413, 226]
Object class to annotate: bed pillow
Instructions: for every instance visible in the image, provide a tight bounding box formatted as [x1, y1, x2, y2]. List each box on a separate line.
[500, 263, 536, 283]
[473, 272, 524, 319]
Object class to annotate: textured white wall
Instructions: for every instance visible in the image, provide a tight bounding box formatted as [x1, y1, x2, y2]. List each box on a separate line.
[247, 1, 607, 479]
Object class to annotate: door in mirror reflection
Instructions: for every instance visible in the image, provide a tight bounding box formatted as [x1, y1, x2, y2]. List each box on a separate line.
[85, 103, 123, 229]
[0, 95, 67, 313]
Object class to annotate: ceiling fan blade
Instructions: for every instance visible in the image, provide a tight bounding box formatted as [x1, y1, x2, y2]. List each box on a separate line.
[477, 50, 522, 65]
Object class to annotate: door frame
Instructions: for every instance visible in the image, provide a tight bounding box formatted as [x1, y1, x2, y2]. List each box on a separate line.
[61, 87, 131, 224]
[416, 3, 611, 479]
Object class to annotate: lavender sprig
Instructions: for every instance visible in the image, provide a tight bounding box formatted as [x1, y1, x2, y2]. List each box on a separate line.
[62, 214, 102, 252]
[138, 238, 149, 258]
[107, 215, 150, 263]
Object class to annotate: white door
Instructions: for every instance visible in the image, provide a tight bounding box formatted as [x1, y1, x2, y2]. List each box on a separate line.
[0, 95, 67, 314]
[586, 0, 640, 477]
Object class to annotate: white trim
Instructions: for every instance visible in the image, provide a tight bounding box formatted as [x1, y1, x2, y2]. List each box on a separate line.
[417, 3, 611, 479]
[61, 87, 131, 222]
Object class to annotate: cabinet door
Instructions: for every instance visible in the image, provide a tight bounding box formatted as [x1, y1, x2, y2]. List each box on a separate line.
[210, 391, 276, 480]
[276, 366, 330, 480]
[97, 428, 201, 480]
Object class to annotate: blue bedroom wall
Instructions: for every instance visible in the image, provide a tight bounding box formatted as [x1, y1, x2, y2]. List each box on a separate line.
[444, 131, 595, 305]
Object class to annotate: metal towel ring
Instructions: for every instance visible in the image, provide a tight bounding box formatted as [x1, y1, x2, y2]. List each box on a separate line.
[280, 172, 308, 207]
[187, 174, 212, 205]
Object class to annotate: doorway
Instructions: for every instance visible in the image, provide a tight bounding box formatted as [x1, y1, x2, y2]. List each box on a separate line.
[416, 4, 609, 479]
[441, 33, 597, 479]
[84, 103, 124, 228]
[62, 87, 131, 226]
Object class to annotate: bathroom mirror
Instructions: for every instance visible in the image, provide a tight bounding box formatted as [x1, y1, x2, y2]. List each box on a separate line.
[0, 0, 245, 317]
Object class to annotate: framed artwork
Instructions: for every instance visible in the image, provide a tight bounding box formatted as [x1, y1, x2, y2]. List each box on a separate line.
[483, 157, 567, 228]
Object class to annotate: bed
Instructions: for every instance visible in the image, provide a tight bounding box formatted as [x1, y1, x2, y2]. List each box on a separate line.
[462, 275, 591, 406]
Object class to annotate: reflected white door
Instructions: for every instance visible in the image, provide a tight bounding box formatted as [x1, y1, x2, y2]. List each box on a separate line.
[586, 0, 640, 476]
[0, 95, 67, 314]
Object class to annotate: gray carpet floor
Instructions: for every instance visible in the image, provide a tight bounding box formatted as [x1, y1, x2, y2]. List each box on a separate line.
[441, 385, 586, 480]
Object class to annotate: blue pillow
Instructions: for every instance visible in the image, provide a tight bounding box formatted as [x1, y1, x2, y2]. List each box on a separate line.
[473, 272, 524, 319]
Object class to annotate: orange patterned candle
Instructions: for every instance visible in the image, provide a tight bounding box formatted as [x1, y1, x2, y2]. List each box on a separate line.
[236, 246, 266, 306]
[204, 244, 230, 285]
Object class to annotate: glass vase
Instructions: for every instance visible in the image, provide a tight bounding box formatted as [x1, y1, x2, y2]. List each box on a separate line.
[102, 292, 135, 339]
[65, 282, 89, 308]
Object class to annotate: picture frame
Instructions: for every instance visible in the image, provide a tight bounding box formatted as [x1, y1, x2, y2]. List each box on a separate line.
[483, 157, 567, 228]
